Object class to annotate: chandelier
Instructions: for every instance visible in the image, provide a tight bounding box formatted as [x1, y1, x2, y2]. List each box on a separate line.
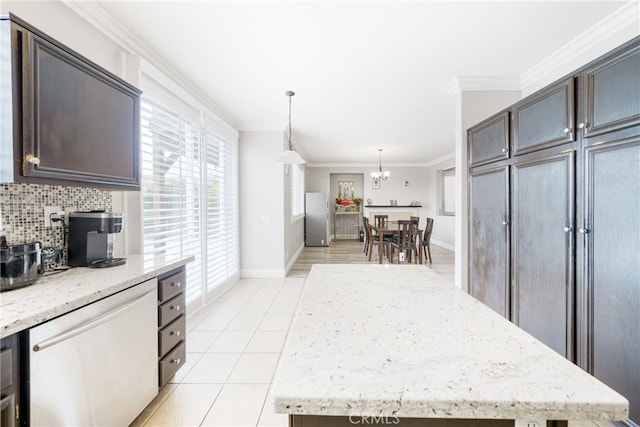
[370, 148, 389, 181]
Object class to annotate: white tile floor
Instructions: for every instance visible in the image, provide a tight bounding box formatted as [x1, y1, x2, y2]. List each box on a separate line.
[132, 277, 304, 427]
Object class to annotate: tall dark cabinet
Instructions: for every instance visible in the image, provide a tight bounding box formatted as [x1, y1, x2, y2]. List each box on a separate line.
[467, 36, 639, 424]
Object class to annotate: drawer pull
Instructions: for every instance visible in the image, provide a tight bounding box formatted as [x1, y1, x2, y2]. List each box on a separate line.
[170, 281, 182, 288]
[170, 330, 181, 337]
[170, 305, 181, 311]
[171, 358, 181, 365]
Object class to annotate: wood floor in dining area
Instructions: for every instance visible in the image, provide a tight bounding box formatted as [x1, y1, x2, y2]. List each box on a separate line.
[287, 239, 455, 284]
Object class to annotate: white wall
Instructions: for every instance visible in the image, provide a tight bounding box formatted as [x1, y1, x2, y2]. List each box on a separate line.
[239, 131, 287, 277]
[423, 157, 456, 249]
[282, 135, 305, 272]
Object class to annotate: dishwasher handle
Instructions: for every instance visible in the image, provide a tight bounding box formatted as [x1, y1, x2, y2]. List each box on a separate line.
[33, 289, 155, 352]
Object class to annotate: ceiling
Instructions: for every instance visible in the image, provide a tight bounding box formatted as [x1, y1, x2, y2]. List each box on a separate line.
[93, 1, 627, 165]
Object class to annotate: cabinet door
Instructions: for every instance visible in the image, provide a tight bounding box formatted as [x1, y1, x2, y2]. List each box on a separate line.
[469, 166, 510, 317]
[511, 152, 575, 358]
[581, 44, 640, 138]
[583, 138, 640, 422]
[512, 78, 575, 155]
[468, 112, 509, 166]
[20, 29, 140, 189]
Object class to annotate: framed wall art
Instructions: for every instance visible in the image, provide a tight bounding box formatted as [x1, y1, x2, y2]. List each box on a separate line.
[338, 181, 355, 199]
[372, 177, 380, 189]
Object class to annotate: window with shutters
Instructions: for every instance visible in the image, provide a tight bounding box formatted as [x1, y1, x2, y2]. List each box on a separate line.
[291, 164, 305, 220]
[140, 93, 238, 309]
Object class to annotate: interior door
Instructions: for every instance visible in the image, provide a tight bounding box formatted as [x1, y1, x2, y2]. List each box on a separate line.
[468, 166, 510, 317]
[511, 152, 575, 358]
[584, 137, 640, 422]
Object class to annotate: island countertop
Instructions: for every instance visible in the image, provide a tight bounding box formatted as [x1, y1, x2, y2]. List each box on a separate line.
[271, 264, 628, 422]
[0, 254, 193, 338]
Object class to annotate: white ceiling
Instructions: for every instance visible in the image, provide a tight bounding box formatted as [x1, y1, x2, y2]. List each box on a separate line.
[94, 1, 627, 165]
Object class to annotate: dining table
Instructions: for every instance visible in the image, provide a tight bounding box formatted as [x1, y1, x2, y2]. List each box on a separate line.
[370, 221, 423, 264]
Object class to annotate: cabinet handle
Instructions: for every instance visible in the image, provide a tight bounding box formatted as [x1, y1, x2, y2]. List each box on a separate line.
[501, 148, 508, 154]
[578, 228, 589, 234]
[170, 330, 181, 337]
[563, 128, 571, 134]
[170, 358, 181, 365]
[563, 226, 572, 233]
[578, 122, 589, 129]
[25, 154, 40, 165]
[170, 304, 181, 311]
[170, 281, 182, 288]
[502, 220, 509, 226]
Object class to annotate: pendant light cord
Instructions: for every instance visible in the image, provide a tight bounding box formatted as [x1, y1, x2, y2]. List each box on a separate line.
[288, 92, 294, 150]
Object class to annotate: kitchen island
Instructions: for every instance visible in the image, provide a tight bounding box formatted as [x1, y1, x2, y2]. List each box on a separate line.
[272, 264, 628, 426]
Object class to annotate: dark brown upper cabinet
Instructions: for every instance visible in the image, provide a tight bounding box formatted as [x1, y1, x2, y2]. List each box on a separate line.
[467, 111, 510, 167]
[512, 78, 575, 156]
[0, 14, 141, 190]
[580, 43, 640, 139]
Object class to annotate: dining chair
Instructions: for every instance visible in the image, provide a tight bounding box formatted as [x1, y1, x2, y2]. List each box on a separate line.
[366, 220, 388, 263]
[362, 217, 370, 255]
[374, 214, 388, 229]
[421, 217, 434, 264]
[389, 219, 419, 263]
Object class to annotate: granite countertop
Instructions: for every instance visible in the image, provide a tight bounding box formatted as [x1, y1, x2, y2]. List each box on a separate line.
[0, 255, 193, 338]
[272, 264, 629, 421]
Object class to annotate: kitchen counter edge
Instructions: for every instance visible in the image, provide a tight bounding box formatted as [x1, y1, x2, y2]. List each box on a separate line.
[0, 255, 194, 338]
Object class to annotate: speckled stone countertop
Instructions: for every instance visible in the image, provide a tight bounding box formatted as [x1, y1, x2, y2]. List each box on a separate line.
[272, 264, 628, 421]
[0, 255, 193, 338]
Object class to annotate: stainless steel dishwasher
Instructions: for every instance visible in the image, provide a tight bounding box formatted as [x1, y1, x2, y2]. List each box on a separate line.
[29, 279, 158, 426]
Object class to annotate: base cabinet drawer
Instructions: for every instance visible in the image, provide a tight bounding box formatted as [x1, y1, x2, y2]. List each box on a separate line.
[157, 266, 187, 388]
[158, 293, 185, 327]
[159, 342, 185, 387]
[158, 270, 186, 302]
[158, 315, 185, 357]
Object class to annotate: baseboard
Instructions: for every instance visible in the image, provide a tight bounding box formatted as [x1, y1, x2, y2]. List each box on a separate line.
[431, 239, 455, 251]
[285, 243, 305, 276]
[240, 268, 286, 278]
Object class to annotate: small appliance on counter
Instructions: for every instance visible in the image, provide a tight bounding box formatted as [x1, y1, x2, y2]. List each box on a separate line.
[68, 212, 126, 268]
[0, 237, 44, 291]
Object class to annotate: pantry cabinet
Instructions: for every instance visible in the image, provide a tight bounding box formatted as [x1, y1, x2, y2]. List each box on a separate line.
[468, 166, 510, 318]
[580, 135, 640, 422]
[467, 111, 510, 167]
[511, 78, 575, 155]
[467, 35, 640, 424]
[510, 151, 575, 359]
[580, 44, 640, 138]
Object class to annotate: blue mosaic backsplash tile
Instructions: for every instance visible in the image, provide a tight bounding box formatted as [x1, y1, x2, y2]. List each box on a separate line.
[0, 183, 113, 270]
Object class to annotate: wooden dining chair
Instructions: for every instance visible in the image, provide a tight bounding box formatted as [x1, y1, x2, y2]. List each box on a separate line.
[374, 214, 388, 229]
[362, 217, 370, 255]
[421, 217, 434, 264]
[389, 219, 419, 263]
[367, 220, 388, 263]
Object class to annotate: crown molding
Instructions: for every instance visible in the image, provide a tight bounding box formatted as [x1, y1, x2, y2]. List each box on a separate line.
[61, 0, 237, 129]
[442, 76, 521, 96]
[424, 151, 455, 167]
[520, 0, 640, 91]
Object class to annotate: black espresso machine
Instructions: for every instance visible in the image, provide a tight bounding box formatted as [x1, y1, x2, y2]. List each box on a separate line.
[68, 212, 126, 268]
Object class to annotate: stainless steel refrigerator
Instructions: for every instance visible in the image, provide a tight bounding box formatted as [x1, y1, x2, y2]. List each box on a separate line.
[305, 192, 329, 246]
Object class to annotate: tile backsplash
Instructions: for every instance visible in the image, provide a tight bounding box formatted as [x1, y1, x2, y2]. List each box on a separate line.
[0, 183, 113, 270]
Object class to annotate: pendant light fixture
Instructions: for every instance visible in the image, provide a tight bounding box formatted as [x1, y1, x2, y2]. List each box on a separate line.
[371, 148, 390, 181]
[278, 90, 305, 164]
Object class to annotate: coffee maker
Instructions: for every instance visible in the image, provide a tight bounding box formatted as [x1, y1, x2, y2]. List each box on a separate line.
[68, 212, 126, 267]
